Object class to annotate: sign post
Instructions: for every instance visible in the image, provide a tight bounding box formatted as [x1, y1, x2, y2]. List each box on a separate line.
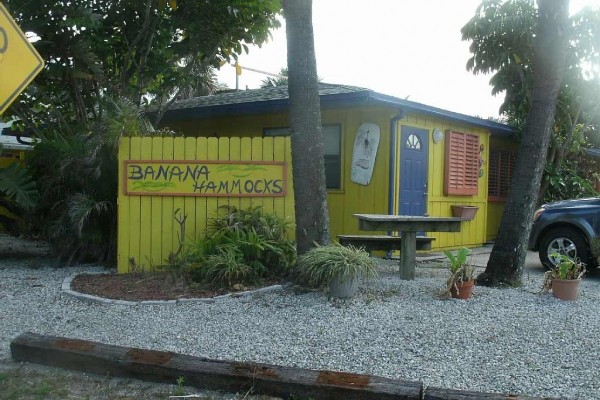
[0, 3, 44, 115]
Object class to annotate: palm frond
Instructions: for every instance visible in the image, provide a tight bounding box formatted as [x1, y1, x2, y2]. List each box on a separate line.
[67, 192, 112, 237]
[0, 163, 38, 209]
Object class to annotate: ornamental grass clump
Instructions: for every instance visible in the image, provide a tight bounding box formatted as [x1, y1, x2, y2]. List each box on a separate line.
[295, 243, 377, 288]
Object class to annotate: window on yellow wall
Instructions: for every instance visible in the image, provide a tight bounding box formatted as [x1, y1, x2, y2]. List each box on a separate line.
[444, 130, 479, 196]
[263, 124, 341, 189]
[488, 149, 516, 201]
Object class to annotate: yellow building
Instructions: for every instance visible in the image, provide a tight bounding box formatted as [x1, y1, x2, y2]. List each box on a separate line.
[153, 83, 517, 252]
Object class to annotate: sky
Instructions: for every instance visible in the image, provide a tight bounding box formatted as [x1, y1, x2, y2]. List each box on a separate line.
[216, 0, 600, 120]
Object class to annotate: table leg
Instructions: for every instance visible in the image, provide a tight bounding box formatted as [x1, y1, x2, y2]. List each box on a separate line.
[399, 231, 416, 280]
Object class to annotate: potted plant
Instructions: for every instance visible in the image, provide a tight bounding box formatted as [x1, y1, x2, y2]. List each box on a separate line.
[542, 253, 585, 301]
[444, 247, 476, 299]
[296, 243, 377, 298]
[451, 205, 479, 220]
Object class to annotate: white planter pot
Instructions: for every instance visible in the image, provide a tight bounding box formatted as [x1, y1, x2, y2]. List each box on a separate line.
[328, 273, 359, 298]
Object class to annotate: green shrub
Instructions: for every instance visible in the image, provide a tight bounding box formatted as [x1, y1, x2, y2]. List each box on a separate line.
[185, 206, 295, 288]
[295, 243, 377, 288]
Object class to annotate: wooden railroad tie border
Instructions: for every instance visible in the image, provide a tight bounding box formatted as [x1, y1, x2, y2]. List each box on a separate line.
[10, 332, 555, 400]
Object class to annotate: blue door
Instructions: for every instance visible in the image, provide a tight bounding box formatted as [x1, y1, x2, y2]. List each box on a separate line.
[399, 126, 428, 216]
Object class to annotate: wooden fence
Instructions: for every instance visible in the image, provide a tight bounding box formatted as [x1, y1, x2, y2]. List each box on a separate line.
[117, 136, 294, 273]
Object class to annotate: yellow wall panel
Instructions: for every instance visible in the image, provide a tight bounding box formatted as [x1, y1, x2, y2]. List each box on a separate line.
[206, 138, 219, 222]
[150, 136, 164, 267]
[139, 138, 153, 269]
[273, 137, 287, 220]
[184, 137, 197, 243]
[118, 136, 294, 273]
[160, 137, 174, 266]
[216, 137, 231, 216]
[239, 137, 253, 213]
[195, 137, 208, 240]
[117, 138, 130, 270]
[261, 136, 275, 215]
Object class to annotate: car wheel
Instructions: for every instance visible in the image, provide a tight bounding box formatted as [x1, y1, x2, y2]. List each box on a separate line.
[538, 227, 590, 270]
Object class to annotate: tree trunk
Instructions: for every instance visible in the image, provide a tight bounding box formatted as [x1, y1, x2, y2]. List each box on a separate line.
[282, 0, 331, 254]
[478, 0, 569, 286]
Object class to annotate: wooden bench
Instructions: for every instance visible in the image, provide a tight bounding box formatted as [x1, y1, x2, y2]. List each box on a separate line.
[337, 234, 435, 252]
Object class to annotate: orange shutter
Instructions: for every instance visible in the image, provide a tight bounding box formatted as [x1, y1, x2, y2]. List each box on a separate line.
[444, 131, 479, 196]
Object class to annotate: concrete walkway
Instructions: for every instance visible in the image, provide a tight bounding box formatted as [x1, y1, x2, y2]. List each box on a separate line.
[416, 244, 546, 276]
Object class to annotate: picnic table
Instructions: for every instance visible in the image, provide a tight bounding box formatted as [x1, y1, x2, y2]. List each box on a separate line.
[354, 214, 464, 280]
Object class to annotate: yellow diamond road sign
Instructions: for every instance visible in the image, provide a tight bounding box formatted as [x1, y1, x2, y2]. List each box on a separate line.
[0, 3, 44, 115]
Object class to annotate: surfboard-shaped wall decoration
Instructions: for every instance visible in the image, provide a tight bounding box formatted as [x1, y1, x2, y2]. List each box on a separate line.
[351, 122, 380, 185]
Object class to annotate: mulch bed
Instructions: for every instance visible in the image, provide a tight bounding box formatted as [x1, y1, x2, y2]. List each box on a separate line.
[71, 272, 231, 301]
[71, 272, 286, 302]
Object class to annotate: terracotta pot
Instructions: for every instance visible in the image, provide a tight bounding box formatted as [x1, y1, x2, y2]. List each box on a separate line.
[552, 279, 581, 301]
[451, 205, 479, 221]
[450, 279, 475, 299]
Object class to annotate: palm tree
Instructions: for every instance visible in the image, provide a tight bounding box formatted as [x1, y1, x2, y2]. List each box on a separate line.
[282, 0, 331, 254]
[479, 0, 570, 286]
[29, 97, 161, 264]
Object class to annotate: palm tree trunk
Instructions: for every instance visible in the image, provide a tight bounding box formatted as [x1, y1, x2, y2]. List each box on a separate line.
[282, 0, 331, 254]
[478, 0, 570, 286]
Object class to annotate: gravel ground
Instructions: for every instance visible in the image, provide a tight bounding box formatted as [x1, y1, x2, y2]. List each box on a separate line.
[2, 256, 600, 399]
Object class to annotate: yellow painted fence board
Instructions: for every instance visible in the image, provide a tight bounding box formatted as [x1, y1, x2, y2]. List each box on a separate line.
[118, 136, 294, 273]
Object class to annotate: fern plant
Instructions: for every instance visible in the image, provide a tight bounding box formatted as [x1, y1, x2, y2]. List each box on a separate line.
[184, 206, 296, 288]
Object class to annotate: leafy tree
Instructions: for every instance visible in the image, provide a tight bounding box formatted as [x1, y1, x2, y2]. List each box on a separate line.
[2, 0, 281, 264]
[27, 98, 168, 263]
[282, 0, 331, 254]
[471, 0, 570, 286]
[3, 0, 281, 131]
[462, 0, 600, 204]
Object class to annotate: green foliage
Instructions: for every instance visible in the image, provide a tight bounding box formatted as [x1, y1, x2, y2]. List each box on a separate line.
[191, 245, 261, 288]
[27, 98, 159, 264]
[295, 243, 377, 288]
[542, 162, 598, 203]
[444, 247, 476, 293]
[174, 376, 185, 397]
[550, 253, 586, 280]
[463, 0, 600, 203]
[543, 253, 585, 291]
[443, 247, 471, 274]
[3, 0, 282, 131]
[0, 162, 38, 209]
[184, 206, 296, 288]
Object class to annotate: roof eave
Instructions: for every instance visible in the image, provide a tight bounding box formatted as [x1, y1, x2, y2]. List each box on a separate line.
[367, 92, 514, 137]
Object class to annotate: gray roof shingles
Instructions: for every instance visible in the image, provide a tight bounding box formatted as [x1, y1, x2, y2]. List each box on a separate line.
[158, 83, 513, 136]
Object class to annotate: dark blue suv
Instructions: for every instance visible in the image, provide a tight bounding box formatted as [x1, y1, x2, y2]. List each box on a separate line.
[528, 197, 600, 269]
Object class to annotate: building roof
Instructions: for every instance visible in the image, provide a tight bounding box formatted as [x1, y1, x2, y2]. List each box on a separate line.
[156, 83, 514, 136]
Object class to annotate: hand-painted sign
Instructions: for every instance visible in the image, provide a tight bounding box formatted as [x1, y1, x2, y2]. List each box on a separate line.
[124, 160, 287, 197]
[0, 3, 45, 114]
